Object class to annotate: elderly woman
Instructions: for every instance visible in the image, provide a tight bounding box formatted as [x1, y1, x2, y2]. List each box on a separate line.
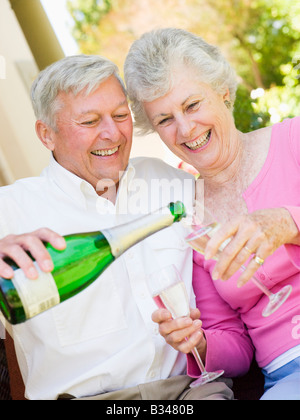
[124, 28, 300, 400]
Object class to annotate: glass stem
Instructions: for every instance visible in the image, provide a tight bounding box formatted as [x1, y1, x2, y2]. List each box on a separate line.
[241, 265, 272, 298]
[185, 337, 207, 374]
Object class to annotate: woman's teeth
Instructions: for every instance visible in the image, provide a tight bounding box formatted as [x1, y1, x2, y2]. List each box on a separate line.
[185, 130, 211, 150]
[91, 146, 119, 156]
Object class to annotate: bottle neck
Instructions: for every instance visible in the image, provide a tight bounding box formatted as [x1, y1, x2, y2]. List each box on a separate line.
[102, 208, 177, 258]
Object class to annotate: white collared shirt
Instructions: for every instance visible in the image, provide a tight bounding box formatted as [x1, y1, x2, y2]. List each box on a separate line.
[0, 155, 195, 400]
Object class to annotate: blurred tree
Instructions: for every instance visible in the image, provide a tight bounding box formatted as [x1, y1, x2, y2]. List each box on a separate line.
[67, 0, 113, 53]
[67, 0, 300, 131]
[205, 0, 300, 130]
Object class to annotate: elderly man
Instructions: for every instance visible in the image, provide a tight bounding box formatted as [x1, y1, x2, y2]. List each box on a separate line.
[0, 55, 234, 400]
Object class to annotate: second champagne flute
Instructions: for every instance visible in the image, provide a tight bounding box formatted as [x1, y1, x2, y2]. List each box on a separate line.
[148, 264, 224, 387]
[185, 205, 292, 317]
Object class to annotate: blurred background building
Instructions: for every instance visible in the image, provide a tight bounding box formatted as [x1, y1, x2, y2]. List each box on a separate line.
[0, 0, 178, 187]
[0, 0, 49, 185]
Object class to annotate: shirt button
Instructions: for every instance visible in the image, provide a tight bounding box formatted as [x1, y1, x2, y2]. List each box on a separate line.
[149, 371, 156, 378]
[259, 274, 265, 281]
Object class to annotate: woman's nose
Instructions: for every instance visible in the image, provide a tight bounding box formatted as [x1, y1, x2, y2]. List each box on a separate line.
[177, 116, 196, 139]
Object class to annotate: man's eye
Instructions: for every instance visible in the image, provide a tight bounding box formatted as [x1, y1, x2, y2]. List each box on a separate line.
[81, 120, 97, 126]
[114, 113, 129, 121]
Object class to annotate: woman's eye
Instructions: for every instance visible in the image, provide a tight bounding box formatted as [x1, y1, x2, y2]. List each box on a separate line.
[158, 117, 172, 126]
[187, 101, 200, 112]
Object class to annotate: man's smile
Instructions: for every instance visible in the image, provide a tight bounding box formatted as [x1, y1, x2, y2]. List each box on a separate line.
[91, 146, 119, 157]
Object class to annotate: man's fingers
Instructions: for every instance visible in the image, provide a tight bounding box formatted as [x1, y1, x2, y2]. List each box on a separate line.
[32, 228, 66, 250]
[0, 259, 15, 279]
[0, 229, 66, 279]
[0, 244, 39, 279]
[28, 229, 66, 273]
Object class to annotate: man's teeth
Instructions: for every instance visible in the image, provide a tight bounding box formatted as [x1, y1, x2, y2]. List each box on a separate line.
[92, 146, 119, 156]
[185, 130, 211, 150]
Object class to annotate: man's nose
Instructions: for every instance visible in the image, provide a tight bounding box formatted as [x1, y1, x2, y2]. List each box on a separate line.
[98, 117, 119, 141]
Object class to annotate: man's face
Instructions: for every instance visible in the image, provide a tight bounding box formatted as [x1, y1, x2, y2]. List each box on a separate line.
[44, 76, 133, 193]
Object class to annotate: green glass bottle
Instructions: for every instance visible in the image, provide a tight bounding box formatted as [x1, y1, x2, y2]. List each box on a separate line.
[0, 201, 186, 324]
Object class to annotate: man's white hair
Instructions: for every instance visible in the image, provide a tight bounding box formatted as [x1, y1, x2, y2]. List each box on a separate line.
[31, 55, 126, 130]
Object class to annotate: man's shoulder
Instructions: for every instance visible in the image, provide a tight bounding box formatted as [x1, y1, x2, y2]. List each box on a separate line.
[130, 156, 195, 181]
[0, 175, 48, 203]
[0, 174, 47, 190]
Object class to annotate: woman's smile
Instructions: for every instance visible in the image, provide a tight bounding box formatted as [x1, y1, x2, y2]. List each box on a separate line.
[184, 129, 212, 151]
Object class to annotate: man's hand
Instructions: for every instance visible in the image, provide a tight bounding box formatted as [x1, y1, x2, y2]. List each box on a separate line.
[152, 307, 207, 361]
[0, 228, 66, 279]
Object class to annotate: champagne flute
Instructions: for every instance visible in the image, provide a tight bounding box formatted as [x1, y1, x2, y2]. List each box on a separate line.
[148, 264, 224, 387]
[185, 206, 292, 317]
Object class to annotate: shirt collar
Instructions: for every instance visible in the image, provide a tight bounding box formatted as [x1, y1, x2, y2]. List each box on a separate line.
[43, 154, 136, 209]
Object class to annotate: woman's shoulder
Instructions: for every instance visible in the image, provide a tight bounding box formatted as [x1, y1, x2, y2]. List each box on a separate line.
[251, 125, 272, 142]
[271, 116, 300, 138]
[246, 116, 300, 142]
[243, 126, 272, 161]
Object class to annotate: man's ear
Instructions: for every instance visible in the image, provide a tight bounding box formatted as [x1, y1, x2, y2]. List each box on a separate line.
[35, 120, 56, 151]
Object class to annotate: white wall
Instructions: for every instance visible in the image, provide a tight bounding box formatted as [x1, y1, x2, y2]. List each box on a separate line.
[0, 0, 50, 186]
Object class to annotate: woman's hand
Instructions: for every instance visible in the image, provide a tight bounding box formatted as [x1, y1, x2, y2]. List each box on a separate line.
[0, 228, 66, 279]
[152, 307, 207, 361]
[205, 207, 300, 287]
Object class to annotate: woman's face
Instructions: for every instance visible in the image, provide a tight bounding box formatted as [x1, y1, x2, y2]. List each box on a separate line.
[143, 71, 238, 176]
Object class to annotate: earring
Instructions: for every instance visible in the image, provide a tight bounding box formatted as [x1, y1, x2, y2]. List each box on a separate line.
[224, 100, 231, 109]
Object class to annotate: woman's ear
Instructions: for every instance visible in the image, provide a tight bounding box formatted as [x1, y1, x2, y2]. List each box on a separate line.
[35, 120, 56, 151]
[223, 88, 230, 102]
[223, 89, 232, 110]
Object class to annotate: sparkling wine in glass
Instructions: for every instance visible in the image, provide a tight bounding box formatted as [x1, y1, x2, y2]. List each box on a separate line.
[148, 264, 224, 387]
[185, 207, 292, 317]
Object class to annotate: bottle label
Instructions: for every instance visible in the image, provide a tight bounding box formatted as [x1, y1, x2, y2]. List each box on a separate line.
[12, 262, 60, 319]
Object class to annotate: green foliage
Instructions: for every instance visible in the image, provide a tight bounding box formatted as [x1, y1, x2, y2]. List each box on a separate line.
[67, 0, 112, 49]
[66, 0, 300, 132]
[234, 85, 267, 132]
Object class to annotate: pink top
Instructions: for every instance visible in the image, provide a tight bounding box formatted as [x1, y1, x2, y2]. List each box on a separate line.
[188, 117, 300, 378]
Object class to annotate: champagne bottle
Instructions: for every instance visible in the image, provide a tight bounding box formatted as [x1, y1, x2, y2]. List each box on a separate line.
[0, 201, 186, 324]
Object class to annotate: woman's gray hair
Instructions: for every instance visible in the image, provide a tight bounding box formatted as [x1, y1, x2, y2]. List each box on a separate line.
[31, 54, 126, 130]
[124, 28, 238, 135]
